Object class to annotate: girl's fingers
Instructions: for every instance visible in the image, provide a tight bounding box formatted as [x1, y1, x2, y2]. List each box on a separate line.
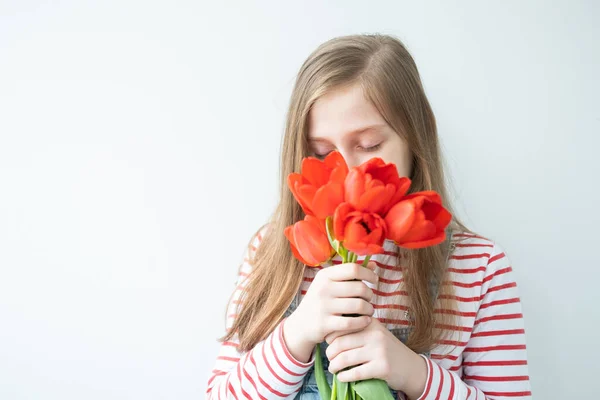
[328, 298, 374, 316]
[335, 361, 377, 382]
[325, 330, 365, 360]
[328, 347, 371, 375]
[325, 315, 371, 334]
[330, 280, 374, 301]
[327, 263, 378, 285]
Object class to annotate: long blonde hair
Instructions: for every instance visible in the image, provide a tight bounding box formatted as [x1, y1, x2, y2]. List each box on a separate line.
[223, 34, 466, 354]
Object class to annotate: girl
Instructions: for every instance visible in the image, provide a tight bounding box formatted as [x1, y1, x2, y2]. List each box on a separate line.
[206, 34, 531, 399]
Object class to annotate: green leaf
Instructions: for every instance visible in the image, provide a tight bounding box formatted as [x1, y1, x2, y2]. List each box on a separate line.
[331, 375, 337, 400]
[314, 344, 332, 400]
[335, 374, 348, 400]
[349, 384, 356, 400]
[350, 383, 360, 400]
[352, 379, 395, 400]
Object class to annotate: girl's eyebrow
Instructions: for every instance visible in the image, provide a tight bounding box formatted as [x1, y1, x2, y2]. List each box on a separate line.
[309, 124, 386, 142]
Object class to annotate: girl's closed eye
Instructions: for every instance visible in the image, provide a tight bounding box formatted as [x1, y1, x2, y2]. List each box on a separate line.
[359, 142, 382, 152]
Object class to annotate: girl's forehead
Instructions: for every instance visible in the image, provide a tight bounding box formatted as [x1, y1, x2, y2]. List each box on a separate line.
[308, 84, 388, 142]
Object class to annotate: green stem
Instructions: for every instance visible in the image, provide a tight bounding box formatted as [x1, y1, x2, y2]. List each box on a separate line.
[361, 254, 371, 267]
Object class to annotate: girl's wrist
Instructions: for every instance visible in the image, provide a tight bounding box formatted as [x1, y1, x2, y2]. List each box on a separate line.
[282, 314, 316, 363]
[401, 352, 428, 399]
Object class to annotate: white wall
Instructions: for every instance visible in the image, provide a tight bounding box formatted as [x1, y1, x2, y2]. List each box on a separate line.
[0, 1, 598, 398]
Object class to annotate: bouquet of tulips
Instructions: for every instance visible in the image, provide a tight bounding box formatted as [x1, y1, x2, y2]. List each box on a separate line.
[284, 151, 451, 400]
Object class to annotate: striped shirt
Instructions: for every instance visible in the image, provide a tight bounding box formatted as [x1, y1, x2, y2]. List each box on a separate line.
[206, 231, 531, 399]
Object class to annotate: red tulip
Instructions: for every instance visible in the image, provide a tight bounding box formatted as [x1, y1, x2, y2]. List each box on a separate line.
[385, 191, 452, 249]
[333, 203, 387, 256]
[288, 151, 348, 219]
[345, 158, 411, 215]
[284, 215, 335, 267]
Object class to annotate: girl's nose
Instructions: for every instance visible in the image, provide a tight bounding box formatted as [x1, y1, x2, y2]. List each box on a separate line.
[338, 151, 359, 168]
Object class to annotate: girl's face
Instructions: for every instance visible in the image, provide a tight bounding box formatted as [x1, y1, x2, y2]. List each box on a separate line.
[307, 83, 412, 177]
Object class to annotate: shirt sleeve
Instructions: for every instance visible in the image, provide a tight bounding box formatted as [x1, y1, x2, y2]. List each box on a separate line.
[206, 231, 315, 399]
[417, 244, 532, 399]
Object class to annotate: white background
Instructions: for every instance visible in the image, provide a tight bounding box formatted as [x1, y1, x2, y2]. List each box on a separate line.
[1, 1, 598, 398]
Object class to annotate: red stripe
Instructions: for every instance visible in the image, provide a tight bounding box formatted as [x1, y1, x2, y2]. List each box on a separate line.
[430, 353, 459, 361]
[485, 391, 532, 397]
[373, 289, 408, 297]
[486, 282, 517, 294]
[435, 363, 444, 399]
[373, 303, 408, 310]
[238, 362, 253, 399]
[435, 309, 477, 318]
[471, 328, 525, 338]
[488, 252, 505, 265]
[250, 352, 289, 397]
[444, 279, 483, 288]
[447, 370, 455, 399]
[450, 253, 490, 260]
[462, 360, 528, 367]
[439, 294, 482, 302]
[241, 360, 266, 400]
[378, 276, 403, 284]
[464, 375, 529, 382]
[480, 297, 520, 309]
[449, 365, 461, 372]
[260, 333, 301, 386]
[453, 233, 486, 239]
[435, 323, 472, 332]
[482, 266, 512, 284]
[447, 266, 486, 274]
[466, 386, 472, 399]
[475, 313, 523, 325]
[206, 370, 226, 388]
[420, 358, 434, 398]
[464, 344, 527, 353]
[228, 382, 239, 400]
[268, 330, 304, 377]
[440, 282, 516, 303]
[437, 339, 468, 346]
[377, 318, 411, 326]
[455, 243, 493, 248]
[303, 277, 314, 282]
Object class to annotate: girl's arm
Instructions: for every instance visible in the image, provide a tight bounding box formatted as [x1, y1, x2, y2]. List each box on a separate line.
[206, 232, 314, 400]
[416, 244, 532, 399]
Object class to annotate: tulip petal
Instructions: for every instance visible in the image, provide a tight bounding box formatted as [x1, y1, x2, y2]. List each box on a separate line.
[284, 225, 312, 265]
[400, 232, 447, 249]
[302, 157, 330, 187]
[312, 182, 344, 219]
[333, 203, 353, 241]
[293, 216, 333, 266]
[385, 200, 416, 243]
[358, 185, 395, 214]
[344, 168, 365, 208]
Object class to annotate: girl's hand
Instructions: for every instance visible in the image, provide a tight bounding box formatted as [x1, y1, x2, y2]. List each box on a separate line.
[283, 262, 378, 363]
[325, 318, 427, 399]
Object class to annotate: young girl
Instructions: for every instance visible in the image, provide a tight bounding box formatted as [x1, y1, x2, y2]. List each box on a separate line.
[206, 34, 531, 399]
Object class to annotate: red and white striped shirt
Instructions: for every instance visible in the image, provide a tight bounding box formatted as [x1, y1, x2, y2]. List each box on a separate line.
[206, 231, 532, 399]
